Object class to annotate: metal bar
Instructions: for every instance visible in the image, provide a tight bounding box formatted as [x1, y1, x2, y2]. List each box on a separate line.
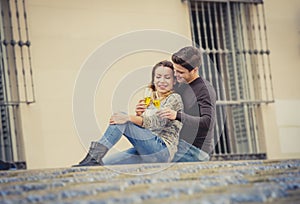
[224, 4, 239, 153]
[0, 1, 6, 160]
[22, 0, 35, 103]
[206, 3, 219, 145]
[213, 3, 230, 154]
[8, 104, 17, 160]
[0, 118, 4, 159]
[207, 3, 219, 89]
[252, 104, 261, 152]
[236, 4, 249, 101]
[226, 2, 240, 100]
[200, 2, 208, 50]
[244, 104, 253, 153]
[219, 4, 232, 101]
[244, 4, 259, 101]
[227, 2, 245, 154]
[195, 2, 207, 77]
[8, 0, 21, 103]
[246, 105, 255, 152]
[12, 104, 25, 161]
[234, 3, 253, 153]
[250, 105, 259, 152]
[0, 0, 15, 162]
[203, 3, 214, 86]
[261, 3, 274, 101]
[240, 3, 255, 101]
[0, 0, 14, 104]
[250, 3, 263, 100]
[216, 99, 274, 105]
[213, 2, 228, 154]
[210, 152, 266, 160]
[209, 3, 229, 154]
[15, 0, 28, 102]
[0, 101, 34, 105]
[215, 4, 232, 152]
[255, 4, 268, 101]
[214, 3, 227, 101]
[252, 3, 264, 101]
[189, 0, 263, 3]
[201, 2, 209, 75]
[188, 0, 196, 46]
[200, 2, 222, 154]
[229, 110, 238, 153]
[2, 105, 13, 161]
[219, 3, 236, 152]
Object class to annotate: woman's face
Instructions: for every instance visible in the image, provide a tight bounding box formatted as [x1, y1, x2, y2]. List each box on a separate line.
[153, 66, 175, 95]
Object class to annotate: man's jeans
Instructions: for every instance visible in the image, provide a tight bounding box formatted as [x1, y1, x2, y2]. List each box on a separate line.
[171, 139, 210, 162]
[99, 122, 170, 164]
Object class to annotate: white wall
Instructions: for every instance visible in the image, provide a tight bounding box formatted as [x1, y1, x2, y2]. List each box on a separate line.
[23, 0, 191, 169]
[21, 0, 300, 169]
[263, 0, 300, 159]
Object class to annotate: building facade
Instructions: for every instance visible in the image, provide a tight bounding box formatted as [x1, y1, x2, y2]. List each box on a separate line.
[0, 0, 299, 169]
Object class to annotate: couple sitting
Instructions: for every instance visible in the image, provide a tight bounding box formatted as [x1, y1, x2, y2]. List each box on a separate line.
[73, 46, 216, 167]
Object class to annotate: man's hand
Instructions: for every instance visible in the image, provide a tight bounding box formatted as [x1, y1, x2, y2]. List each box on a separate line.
[157, 108, 177, 120]
[109, 112, 130, 124]
[135, 99, 146, 116]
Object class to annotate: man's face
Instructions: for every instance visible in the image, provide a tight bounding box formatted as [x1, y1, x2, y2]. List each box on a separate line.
[173, 63, 195, 84]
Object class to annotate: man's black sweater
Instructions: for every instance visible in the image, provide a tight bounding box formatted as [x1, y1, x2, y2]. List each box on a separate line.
[175, 77, 216, 154]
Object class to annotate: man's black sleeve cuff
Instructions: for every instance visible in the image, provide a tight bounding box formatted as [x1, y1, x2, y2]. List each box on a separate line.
[176, 111, 182, 121]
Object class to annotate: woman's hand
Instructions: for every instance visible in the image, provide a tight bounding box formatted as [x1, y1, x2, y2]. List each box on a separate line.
[156, 108, 177, 120]
[109, 112, 130, 124]
[135, 99, 146, 116]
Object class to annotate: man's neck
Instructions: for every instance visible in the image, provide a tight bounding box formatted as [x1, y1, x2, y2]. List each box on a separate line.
[187, 75, 200, 84]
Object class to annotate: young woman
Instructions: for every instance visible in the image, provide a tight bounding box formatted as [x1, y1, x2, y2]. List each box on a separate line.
[73, 60, 183, 166]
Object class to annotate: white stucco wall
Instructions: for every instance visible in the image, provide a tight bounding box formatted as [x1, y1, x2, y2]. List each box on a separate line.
[20, 0, 300, 169]
[263, 0, 300, 159]
[23, 0, 191, 169]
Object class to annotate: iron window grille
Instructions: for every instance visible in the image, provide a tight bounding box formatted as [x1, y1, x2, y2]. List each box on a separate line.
[0, 0, 34, 166]
[186, 0, 274, 159]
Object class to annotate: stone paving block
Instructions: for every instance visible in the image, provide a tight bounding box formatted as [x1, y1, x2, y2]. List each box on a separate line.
[0, 159, 299, 204]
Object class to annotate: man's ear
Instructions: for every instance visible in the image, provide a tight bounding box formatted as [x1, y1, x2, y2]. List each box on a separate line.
[193, 67, 199, 74]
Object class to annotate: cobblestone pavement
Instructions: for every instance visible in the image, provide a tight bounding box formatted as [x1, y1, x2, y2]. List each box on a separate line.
[0, 159, 299, 204]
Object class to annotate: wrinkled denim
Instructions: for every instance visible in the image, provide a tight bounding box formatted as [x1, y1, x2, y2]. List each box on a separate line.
[171, 139, 210, 162]
[103, 138, 209, 165]
[99, 122, 170, 164]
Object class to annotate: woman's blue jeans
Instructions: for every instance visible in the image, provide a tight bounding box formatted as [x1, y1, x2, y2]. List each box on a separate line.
[99, 122, 170, 164]
[103, 138, 209, 165]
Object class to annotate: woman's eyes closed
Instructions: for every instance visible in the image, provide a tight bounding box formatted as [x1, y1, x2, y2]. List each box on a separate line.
[155, 75, 171, 79]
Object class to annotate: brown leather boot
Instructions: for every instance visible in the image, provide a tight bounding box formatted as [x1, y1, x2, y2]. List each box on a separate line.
[73, 142, 109, 167]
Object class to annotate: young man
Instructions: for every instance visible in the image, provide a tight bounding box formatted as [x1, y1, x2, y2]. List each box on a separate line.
[156, 46, 216, 162]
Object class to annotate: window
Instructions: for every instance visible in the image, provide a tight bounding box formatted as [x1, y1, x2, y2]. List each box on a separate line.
[0, 0, 34, 166]
[187, 0, 274, 159]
